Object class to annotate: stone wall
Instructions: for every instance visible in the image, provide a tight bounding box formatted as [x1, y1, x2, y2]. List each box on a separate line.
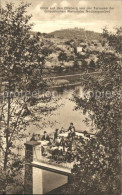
[24, 141, 40, 194]
[24, 141, 71, 194]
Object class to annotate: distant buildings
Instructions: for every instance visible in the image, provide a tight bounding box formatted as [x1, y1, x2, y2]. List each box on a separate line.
[76, 47, 83, 53]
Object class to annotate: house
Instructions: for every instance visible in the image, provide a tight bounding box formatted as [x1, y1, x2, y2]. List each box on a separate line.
[76, 47, 83, 53]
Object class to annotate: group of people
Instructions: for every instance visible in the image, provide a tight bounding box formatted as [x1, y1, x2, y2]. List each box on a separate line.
[30, 122, 76, 143]
[54, 123, 76, 143]
[51, 123, 76, 162]
[30, 131, 50, 142]
[29, 123, 79, 163]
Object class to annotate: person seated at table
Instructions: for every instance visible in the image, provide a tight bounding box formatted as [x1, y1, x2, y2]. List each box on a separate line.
[55, 137, 61, 146]
[35, 134, 39, 141]
[83, 130, 87, 136]
[68, 122, 76, 138]
[30, 133, 36, 141]
[68, 122, 75, 133]
[68, 129, 71, 138]
[60, 137, 65, 151]
[60, 127, 65, 134]
[54, 129, 59, 142]
[41, 131, 50, 141]
[58, 145, 63, 155]
[38, 134, 41, 141]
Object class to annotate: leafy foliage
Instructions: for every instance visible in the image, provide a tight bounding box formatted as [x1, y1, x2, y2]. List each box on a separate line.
[0, 2, 55, 193]
[58, 52, 67, 65]
[61, 27, 121, 195]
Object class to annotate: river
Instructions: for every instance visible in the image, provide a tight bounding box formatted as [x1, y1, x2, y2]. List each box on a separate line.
[15, 84, 95, 157]
[28, 85, 92, 134]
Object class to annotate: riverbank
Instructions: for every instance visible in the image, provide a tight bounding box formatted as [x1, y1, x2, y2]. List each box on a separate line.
[46, 71, 103, 89]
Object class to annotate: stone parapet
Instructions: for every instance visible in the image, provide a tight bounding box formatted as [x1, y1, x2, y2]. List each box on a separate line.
[24, 141, 41, 194]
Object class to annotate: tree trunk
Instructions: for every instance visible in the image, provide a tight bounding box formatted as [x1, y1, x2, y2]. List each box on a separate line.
[3, 82, 11, 193]
[4, 83, 10, 171]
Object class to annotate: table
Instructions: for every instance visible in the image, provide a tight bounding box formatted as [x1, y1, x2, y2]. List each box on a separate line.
[59, 132, 68, 137]
[38, 140, 49, 146]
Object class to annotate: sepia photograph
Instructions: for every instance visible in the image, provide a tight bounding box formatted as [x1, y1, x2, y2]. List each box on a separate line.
[0, 0, 121, 194]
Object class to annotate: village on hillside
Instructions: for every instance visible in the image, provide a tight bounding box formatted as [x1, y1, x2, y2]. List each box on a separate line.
[33, 28, 113, 74]
[29, 28, 115, 89]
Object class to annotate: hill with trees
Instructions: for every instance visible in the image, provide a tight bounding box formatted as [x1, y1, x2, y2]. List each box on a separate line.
[49, 28, 102, 41]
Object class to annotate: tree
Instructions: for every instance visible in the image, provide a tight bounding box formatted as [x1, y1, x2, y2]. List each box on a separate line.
[58, 51, 67, 66]
[89, 60, 95, 72]
[61, 27, 121, 195]
[102, 27, 122, 53]
[0, 2, 54, 193]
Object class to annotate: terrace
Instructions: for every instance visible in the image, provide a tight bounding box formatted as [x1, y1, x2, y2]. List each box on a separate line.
[30, 131, 95, 173]
[24, 130, 96, 194]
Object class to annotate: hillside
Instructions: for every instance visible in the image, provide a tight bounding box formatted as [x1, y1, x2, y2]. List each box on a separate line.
[49, 28, 102, 41]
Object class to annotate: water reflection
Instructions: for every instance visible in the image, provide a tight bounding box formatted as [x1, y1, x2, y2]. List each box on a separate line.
[15, 85, 94, 157]
[27, 85, 93, 135]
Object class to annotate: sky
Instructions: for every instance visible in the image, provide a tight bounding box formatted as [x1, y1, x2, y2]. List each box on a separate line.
[1, 0, 122, 33]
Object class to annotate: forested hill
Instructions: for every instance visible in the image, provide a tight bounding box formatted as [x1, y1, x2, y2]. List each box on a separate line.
[49, 28, 102, 41]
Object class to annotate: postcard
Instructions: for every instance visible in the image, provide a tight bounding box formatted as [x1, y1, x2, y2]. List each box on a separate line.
[0, 0, 121, 194]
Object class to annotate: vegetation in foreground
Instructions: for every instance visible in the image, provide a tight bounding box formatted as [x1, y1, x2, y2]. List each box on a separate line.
[0, 2, 58, 194]
[58, 27, 121, 195]
[0, 1, 121, 194]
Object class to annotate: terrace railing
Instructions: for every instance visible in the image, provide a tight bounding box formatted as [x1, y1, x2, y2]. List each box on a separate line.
[33, 147, 74, 170]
